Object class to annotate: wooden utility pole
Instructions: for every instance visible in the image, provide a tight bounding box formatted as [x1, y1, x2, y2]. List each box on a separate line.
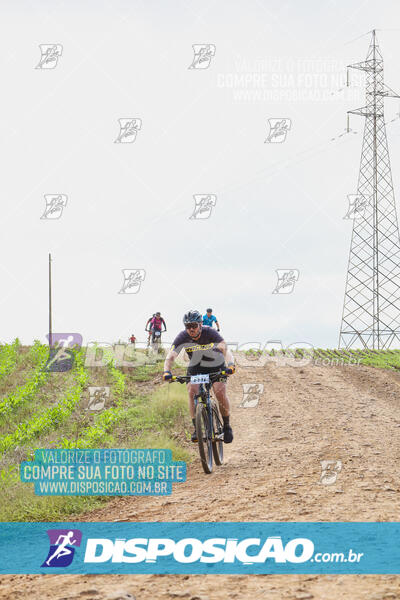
[48, 253, 53, 347]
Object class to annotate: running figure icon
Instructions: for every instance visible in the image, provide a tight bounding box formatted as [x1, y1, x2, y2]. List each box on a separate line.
[41, 528, 82, 568]
[45, 531, 77, 566]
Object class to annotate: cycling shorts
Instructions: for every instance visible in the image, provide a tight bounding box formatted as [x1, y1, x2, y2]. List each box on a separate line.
[186, 363, 226, 377]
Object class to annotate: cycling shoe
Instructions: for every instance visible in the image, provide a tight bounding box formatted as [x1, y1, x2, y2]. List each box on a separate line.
[223, 424, 233, 443]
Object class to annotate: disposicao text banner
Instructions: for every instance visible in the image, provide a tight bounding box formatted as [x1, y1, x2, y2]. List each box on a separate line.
[0, 522, 399, 574]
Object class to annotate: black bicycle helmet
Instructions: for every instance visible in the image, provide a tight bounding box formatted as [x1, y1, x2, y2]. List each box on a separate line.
[206, 308, 212, 312]
[183, 310, 202, 324]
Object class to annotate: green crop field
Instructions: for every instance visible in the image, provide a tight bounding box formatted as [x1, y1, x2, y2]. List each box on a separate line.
[0, 342, 191, 522]
[2, 341, 400, 522]
[244, 346, 400, 369]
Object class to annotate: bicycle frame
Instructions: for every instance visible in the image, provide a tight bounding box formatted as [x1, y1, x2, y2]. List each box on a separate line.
[170, 370, 227, 473]
[171, 370, 227, 443]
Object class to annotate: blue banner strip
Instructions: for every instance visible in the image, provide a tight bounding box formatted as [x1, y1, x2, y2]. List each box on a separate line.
[0, 522, 399, 574]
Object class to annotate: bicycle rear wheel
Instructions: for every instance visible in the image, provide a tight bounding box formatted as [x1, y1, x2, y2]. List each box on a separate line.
[211, 403, 224, 465]
[195, 402, 213, 474]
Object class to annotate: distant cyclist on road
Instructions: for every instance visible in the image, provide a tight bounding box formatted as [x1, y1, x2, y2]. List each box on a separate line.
[162, 309, 235, 444]
[203, 308, 220, 331]
[145, 314, 155, 345]
[147, 312, 167, 345]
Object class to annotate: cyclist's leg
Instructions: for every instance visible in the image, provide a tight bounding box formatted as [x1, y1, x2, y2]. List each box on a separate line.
[212, 381, 233, 443]
[212, 381, 230, 416]
[187, 382, 199, 441]
[187, 383, 199, 419]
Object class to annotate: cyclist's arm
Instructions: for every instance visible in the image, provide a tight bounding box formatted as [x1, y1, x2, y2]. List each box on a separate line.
[216, 341, 234, 366]
[215, 319, 220, 331]
[162, 318, 167, 331]
[163, 348, 178, 372]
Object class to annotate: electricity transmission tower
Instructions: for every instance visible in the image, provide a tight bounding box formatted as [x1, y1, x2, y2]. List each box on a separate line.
[339, 29, 400, 349]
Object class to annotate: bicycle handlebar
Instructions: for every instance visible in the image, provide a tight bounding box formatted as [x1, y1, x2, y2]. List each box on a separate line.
[170, 369, 230, 384]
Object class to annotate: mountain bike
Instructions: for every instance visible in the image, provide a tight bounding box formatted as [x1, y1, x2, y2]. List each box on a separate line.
[146, 328, 166, 354]
[170, 369, 228, 474]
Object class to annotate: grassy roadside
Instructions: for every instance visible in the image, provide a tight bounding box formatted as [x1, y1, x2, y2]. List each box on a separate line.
[0, 352, 192, 522]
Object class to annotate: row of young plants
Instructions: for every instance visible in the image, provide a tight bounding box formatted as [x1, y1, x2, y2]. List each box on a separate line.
[0, 350, 154, 482]
[244, 346, 400, 365]
[312, 348, 400, 367]
[60, 359, 127, 449]
[0, 339, 21, 381]
[0, 348, 89, 453]
[0, 358, 190, 521]
[0, 341, 49, 418]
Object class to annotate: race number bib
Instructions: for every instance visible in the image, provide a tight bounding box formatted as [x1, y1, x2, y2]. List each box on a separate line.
[190, 374, 210, 384]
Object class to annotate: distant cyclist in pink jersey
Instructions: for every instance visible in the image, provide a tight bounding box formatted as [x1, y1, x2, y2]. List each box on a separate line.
[146, 312, 167, 345]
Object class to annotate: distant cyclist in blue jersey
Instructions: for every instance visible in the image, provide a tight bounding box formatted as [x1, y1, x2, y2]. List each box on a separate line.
[203, 308, 220, 331]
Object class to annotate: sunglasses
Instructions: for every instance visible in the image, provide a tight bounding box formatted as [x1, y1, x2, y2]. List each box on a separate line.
[185, 323, 200, 330]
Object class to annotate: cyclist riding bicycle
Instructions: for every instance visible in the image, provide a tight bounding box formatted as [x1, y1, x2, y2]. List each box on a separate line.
[145, 314, 155, 345]
[203, 308, 220, 331]
[163, 309, 235, 444]
[146, 312, 167, 345]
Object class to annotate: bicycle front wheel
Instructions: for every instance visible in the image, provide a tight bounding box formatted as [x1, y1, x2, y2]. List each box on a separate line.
[195, 403, 213, 474]
[211, 403, 224, 465]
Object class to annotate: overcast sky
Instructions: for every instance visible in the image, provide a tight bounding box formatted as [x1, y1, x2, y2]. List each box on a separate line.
[1, 0, 400, 349]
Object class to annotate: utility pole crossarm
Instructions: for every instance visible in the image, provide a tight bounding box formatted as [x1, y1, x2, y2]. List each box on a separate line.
[347, 59, 382, 72]
[377, 84, 400, 98]
[348, 107, 383, 118]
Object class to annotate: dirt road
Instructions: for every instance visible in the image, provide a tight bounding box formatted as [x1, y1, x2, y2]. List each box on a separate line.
[2, 360, 400, 599]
